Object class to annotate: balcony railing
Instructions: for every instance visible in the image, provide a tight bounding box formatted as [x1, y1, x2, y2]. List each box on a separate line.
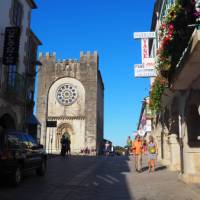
[0, 72, 26, 100]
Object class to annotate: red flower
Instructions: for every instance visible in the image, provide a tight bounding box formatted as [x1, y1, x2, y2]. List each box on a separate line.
[169, 24, 174, 30]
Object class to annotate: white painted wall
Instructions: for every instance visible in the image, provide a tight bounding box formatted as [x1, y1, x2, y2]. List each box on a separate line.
[46, 77, 86, 153]
[0, 0, 32, 74]
[48, 77, 85, 116]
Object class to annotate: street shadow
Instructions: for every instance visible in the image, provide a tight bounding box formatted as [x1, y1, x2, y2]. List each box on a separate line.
[76, 155, 133, 200]
[155, 166, 167, 171]
[141, 166, 149, 172]
[141, 165, 167, 172]
[0, 155, 134, 200]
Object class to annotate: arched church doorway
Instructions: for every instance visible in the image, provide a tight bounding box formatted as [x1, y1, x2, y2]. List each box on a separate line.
[0, 113, 16, 131]
[56, 123, 73, 150]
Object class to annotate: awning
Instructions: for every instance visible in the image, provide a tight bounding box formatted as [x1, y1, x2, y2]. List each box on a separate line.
[25, 114, 41, 125]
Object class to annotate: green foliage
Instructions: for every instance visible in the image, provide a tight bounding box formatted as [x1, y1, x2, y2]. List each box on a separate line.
[151, 1, 196, 112]
[114, 146, 125, 155]
[156, 1, 195, 76]
[149, 76, 167, 112]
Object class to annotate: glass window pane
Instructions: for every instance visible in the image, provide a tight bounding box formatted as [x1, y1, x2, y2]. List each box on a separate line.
[27, 135, 37, 147]
[7, 134, 20, 148]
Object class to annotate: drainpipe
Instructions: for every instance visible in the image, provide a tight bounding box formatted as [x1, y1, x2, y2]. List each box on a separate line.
[178, 115, 184, 174]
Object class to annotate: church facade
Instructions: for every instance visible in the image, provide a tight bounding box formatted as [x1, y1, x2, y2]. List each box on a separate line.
[36, 51, 104, 154]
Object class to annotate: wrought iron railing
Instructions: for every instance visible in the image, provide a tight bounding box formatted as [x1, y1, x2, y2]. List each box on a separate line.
[0, 72, 26, 99]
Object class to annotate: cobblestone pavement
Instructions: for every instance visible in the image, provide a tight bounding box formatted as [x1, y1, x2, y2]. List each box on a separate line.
[0, 155, 200, 200]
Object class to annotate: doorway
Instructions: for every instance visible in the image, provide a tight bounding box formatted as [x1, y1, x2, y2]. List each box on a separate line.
[0, 113, 16, 131]
[56, 123, 73, 151]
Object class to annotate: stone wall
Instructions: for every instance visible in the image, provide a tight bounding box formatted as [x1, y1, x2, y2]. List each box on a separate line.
[36, 51, 104, 153]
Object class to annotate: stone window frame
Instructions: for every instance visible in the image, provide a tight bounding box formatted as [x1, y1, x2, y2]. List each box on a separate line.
[25, 30, 37, 75]
[12, 0, 23, 27]
[6, 0, 25, 83]
[56, 83, 78, 106]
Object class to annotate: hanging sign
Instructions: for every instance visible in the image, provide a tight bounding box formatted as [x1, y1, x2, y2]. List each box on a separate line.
[134, 64, 157, 77]
[141, 38, 149, 63]
[134, 32, 156, 39]
[3, 27, 20, 65]
[46, 121, 57, 127]
[143, 58, 155, 68]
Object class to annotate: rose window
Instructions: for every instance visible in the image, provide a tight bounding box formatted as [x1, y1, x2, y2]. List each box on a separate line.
[56, 84, 78, 106]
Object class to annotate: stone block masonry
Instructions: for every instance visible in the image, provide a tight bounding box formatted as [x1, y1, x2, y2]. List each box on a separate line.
[36, 51, 104, 154]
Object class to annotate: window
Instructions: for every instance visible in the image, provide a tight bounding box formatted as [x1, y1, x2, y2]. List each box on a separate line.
[26, 31, 38, 76]
[19, 134, 29, 148]
[12, 0, 23, 26]
[7, 134, 21, 148]
[26, 135, 37, 148]
[27, 89, 34, 101]
[7, 65, 16, 88]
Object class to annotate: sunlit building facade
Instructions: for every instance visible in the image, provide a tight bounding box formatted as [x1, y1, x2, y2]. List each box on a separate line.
[149, 0, 200, 183]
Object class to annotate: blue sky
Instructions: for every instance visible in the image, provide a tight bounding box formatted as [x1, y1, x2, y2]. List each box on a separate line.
[32, 0, 155, 146]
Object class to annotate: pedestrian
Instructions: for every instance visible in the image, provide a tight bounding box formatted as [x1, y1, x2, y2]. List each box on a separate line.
[60, 135, 67, 156]
[66, 137, 71, 156]
[126, 136, 132, 156]
[104, 141, 110, 156]
[143, 139, 147, 155]
[147, 135, 158, 173]
[132, 135, 143, 173]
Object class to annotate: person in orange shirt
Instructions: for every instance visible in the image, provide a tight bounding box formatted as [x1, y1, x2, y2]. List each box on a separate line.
[132, 135, 143, 173]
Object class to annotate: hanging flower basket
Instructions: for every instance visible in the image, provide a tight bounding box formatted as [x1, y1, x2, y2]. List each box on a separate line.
[149, 76, 168, 112]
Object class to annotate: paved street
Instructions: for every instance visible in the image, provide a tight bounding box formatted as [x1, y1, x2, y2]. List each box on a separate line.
[0, 156, 200, 200]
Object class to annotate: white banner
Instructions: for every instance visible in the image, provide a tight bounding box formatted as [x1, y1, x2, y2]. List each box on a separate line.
[134, 32, 156, 39]
[134, 64, 157, 77]
[143, 57, 155, 68]
[141, 39, 149, 63]
[145, 120, 152, 132]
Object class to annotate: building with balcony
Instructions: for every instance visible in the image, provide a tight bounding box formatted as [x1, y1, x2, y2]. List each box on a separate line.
[0, 0, 41, 138]
[149, 0, 200, 183]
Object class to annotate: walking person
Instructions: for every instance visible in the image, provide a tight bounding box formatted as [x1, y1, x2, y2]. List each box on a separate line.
[143, 139, 148, 155]
[132, 135, 143, 173]
[147, 135, 158, 173]
[60, 135, 67, 156]
[104, 141, 110, 156]
[66, 137, 71, 156]
[126, 136, 132, 156]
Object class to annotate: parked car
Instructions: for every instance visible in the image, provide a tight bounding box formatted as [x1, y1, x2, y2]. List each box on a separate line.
[0, 131, 47, 186]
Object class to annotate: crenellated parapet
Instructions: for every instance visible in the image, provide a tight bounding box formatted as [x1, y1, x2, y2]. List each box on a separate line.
[39, 51, 98, 65]
[80, 51, 98, 66]
[39, 52, 57, 62]
[38, 51, 99, 75]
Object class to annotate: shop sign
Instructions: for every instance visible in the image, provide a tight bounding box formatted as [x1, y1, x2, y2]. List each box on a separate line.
[143, 57, 155, 68]
[46, 121, 57, 127]
[134, 64, 157, 77]
[141, 39, 149, 62]
[3, 27, 20, 65]
[145, 120, 152, 132]
[134, 32, 156, 39]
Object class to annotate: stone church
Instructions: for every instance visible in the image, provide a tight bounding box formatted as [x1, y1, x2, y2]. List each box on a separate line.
[36, 51, 104, 154]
